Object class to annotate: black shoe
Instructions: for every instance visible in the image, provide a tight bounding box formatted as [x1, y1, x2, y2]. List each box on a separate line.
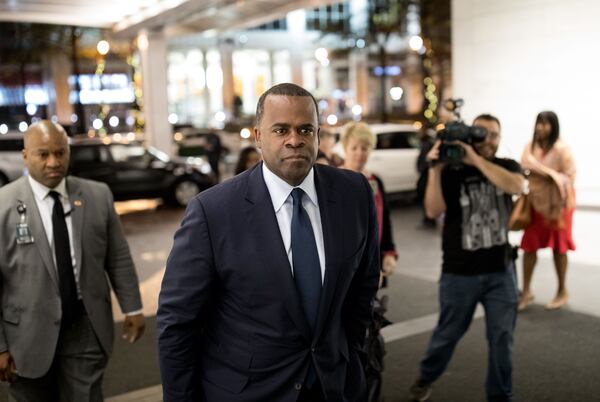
[409, 379, 432, 401]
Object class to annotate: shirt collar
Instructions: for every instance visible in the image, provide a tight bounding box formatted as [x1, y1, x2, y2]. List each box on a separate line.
[28, 175, 68, 202]
[261, 162, 318, 212]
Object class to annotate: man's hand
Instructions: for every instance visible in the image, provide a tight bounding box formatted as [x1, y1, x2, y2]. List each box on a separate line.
[454, 141, 482, 167]
[0, 351, 17, 383]
[426, 140, 442, 165]
[122, 314, 145, 344]
[382, 254, 397, 277]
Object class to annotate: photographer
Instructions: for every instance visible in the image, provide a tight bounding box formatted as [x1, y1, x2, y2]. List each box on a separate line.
[409, 114, 524, 402]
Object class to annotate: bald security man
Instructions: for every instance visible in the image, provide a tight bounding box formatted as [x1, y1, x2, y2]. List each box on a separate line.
[0, 121, 145, 401]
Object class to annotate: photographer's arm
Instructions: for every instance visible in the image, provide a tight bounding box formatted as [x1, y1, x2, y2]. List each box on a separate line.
[424, 141, 446, 219]
[475, 157, 523, 195]
[461, 143, 524, 195]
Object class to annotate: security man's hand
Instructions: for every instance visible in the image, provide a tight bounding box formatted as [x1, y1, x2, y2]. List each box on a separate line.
[122, 313, 145, 344]
[0, 351, 18, 383]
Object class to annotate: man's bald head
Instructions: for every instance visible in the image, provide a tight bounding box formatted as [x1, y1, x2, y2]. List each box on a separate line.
[24, 120, 69, 149]
[23, 120, 70, 188]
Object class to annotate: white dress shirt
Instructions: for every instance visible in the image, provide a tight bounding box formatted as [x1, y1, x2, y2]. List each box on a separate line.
[262, 163, 326, 283]
[28, 175, 81, 298]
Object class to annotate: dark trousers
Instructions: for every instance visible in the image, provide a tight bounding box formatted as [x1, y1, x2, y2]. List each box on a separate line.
[298, 379, 327, 402]
[420, 267, 518, 402]
[9, 306, 108, 402]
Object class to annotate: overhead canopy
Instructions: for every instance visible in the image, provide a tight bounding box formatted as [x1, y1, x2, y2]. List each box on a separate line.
[0, 0, 342, 38]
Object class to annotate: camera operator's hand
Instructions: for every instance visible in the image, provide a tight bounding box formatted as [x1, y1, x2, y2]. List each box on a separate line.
[453, 141, 481, 167]
[426, 140, 442, 167]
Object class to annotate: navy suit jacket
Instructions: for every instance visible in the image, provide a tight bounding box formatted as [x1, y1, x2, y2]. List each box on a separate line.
[158, 163, 380, 402]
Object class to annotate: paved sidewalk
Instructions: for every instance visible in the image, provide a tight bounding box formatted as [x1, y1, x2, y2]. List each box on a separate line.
[103, 203, 600, 402]
[2, 203, 598, 401]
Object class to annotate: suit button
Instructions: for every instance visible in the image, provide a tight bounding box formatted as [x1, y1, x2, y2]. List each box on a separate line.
[311, 347, 316, 352]
[54, 320, 61, 326]
[294, 382, 302, 391]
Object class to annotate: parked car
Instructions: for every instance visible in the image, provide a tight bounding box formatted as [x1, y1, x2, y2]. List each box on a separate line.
[174, 125, 254, 178]
[0, 133, 26, 187]
[69, 137, 216, 206]
[333, 123, 421, 194]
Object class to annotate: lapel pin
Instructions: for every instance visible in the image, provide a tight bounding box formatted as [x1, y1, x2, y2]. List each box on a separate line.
[74, 200, 82, 207]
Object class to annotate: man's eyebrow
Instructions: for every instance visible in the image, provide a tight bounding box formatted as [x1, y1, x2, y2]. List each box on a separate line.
[270, 123, 290, 128]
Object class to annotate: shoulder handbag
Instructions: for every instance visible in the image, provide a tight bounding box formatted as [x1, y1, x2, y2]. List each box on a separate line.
[509, 194, 532, 231]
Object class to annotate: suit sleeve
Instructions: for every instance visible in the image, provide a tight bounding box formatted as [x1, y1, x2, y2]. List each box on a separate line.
[158, 197, 216, 402]
[0, 227, 7, 354]
[102, 185, 143, 313]
[342, 175, 381, 351]
[375, 175, 396, 256]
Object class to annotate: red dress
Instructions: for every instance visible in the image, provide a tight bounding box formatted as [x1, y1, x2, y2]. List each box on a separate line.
[520, 207, 575, 253]
[520, 140, 576, 254]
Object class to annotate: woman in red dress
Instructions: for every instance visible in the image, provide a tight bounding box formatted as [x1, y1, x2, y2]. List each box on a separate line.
[518, 111, 576, 311]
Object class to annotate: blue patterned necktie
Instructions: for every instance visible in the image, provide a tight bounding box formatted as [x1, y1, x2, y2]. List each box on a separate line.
[290, 188, 322, 332]
[291, 188, 322, 388]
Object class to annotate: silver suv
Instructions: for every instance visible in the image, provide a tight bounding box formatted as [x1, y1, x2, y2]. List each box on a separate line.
[0, 133, 26, 187]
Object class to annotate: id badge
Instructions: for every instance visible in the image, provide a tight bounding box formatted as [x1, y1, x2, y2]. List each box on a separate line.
[16, 202, 34, 244]
[16, 223, 35, 244]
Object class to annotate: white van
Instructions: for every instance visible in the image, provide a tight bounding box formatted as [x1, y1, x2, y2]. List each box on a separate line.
[0, 133, 26, 187]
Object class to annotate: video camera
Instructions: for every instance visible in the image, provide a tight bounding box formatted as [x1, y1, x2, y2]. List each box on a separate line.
[437, 99, 487, 164]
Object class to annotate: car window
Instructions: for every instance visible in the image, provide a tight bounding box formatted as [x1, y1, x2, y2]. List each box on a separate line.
[71, 146, 98, 163]
[0, 139, 24, 152]
[376, 131, 419, 150]
[109, 144, 150, 167]
[99, 146, 110, 162]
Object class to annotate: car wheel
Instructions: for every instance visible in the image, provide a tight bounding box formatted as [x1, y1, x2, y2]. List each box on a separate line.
[172, 179, 201, 206]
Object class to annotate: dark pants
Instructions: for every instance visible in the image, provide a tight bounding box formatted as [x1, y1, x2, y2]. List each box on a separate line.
[298, 379, 327, 402]
[419, 267, 518, 402]
[9, 306, 108, 402]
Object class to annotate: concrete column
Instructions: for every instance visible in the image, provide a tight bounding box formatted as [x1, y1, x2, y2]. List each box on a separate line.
[349, 50, 369, 116]
[287, 9, 305, 86]
[404, 53, 423, 115]
[289, 49, 303, 86]
[202, 50, 211, 123]
[138, 29, 172, 155]
[220, 41, 234, 117]
[317, 64, 334, 100]
[43, 54, 73, 125]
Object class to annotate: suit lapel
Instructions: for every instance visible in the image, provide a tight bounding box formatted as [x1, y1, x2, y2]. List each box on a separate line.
[244, 164, 312, 341]
[66, 177, 84, 280]
[313, 167, 343, 342]
[17, 178, 59, 290]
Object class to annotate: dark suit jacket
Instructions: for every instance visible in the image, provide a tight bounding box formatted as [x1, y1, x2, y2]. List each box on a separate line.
[158, 162, 380, 402]
[0, 176, 142, 378]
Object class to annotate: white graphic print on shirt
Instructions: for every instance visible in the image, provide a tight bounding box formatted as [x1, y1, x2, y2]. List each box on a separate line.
[460, 181, 509, 251]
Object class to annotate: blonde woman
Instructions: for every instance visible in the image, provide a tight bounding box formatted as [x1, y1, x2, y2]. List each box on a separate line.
[340, 121, 397, 402]
[340, 122, 398, 277]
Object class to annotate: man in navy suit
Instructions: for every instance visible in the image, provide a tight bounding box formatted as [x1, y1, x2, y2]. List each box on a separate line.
[158, 83, 380, 402]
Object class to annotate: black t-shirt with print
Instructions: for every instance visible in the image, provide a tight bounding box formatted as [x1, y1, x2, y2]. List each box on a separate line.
[441, 157, 522, 275]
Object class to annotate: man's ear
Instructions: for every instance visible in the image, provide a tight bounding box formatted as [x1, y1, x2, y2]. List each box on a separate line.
[254, 127, 261, 148]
